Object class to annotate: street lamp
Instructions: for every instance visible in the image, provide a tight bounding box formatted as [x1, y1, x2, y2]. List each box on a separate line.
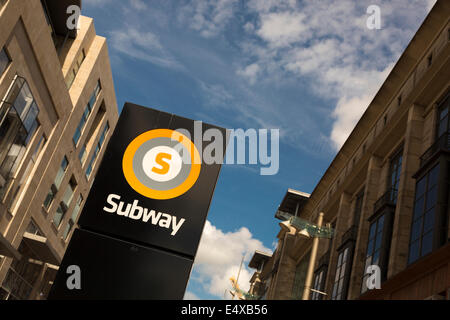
[301, 212, 323, 300]
[297, 228, 310, 238]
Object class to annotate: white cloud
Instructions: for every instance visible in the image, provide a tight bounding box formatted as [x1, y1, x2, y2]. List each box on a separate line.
[184, 291, 200, 300]
[330, 95, 373, 149]
[191, 220, 271, 299]
[328, 63, 394, 149]
[256, 11, 307, 48]
[179, 0, 238, 38]
[109, 26, 182, 69]
[199, 81, 234, 108]
[236, 63, 261, 85]
[240, 0, 431, 150]
[101, 0, 433, 155]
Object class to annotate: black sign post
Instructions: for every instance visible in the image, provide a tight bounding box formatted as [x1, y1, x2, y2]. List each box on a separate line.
[48, 102, 227, 299]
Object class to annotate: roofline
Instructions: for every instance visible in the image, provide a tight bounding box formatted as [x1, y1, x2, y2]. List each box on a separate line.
[299, 1, 449, 218]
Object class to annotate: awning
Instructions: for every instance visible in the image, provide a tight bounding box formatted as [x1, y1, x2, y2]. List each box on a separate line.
[249, 250, 272, 269]
[22, 232, 61, 265]
[274, 188, 310, 220]
[0, 233, 21, 260]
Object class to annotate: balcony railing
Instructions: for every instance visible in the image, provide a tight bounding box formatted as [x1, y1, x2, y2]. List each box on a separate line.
[420, 132, 450, 167]
[373, 188, 397, 215]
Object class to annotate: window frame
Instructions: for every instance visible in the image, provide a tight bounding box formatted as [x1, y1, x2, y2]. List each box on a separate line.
[408, 162, 443, 265]
[311, 265, 327, 300]
[361, 208, 394, 294]
[387, 146, 403, 204]
[72, 80, 102, 146]
[43, 156, 69, 210]
[53, 176, 77, 228]
[291, 251, 311, 300]
[85, 121, 109, 179]
[436, 94, 449, 139]
[63, 194, 83, 241]
[331, 242, 354, 300]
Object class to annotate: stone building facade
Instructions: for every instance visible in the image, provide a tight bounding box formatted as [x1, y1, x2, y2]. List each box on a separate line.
[0, 0, 118, 299]
[249, 1, 450, 300]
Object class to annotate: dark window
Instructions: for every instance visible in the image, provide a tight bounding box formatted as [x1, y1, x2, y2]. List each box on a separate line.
[25, 219, 44, 236]
[437, 95, 449, 138]
[85, 121, 109, 179]
[43, 156, 68, 209]
[66, 49, 86, 89]
[1, 240, 42, 300]
[63, 194, 83, 240]
[388, 148, 403, 204]
[0, 47, 10, 76]
[331, 245, 353, 300]
[53, 177, 76, 228]
[78, 143, 87, 164]
[353, 189, 364, 227]
[291, 252, 310, 299]
[0, 76, 40, 199]
[408, 163, 440, 264]
[362, 214, 386, 293]
[72, 80, 101, 145]
[311, 269, 326, 300]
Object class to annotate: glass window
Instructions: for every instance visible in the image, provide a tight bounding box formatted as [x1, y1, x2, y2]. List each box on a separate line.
[437, 95, 449, 138]
[2, 241, 42, 300]
[43, 156, 68, 210]
[85, 121, 109, 179]
[72, 80, 101, 145]
[0, 77, 40, 199]
[311, 269, 325, 300]
[25, 219, 44, 236]
[53, 177, 76, 228]
[85, 154, 95, 179]
[0, 47, 10, 77]
[10, 134, 47, 208]
[361, 214, 386, 293]
[63, 194, 83, 240]
[291, 252, 310, 299]
[73, 105, 89, 145]
[408, 163, 440, 264]
[78, 144, 87, 164]
[54, 156, 68, 189]
[331, 246, 352, 300]
[66, 49, 86, 89]
[388, 148, 403, 204]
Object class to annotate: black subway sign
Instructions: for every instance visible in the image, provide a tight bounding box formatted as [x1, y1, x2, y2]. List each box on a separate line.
[78, 102, 227, 257]
[49, 103, 227, 299]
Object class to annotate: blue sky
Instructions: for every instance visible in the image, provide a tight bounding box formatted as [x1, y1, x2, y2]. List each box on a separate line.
[83, 0, 435, 299]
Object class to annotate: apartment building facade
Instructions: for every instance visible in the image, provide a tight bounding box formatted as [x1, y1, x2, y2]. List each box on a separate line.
[0, 0, 118, 299]
[249, 1, 450, 300]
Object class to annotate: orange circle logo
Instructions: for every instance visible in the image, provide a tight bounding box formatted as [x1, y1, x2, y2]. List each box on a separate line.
[122, 129, 201, 200]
